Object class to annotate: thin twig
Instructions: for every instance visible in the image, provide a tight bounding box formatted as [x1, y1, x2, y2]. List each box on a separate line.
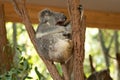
[89, 55, 96, 73]
[107, 33, 115, 51]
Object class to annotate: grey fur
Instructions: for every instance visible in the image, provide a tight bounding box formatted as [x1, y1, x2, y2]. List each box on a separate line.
[36, 9, 72, 63]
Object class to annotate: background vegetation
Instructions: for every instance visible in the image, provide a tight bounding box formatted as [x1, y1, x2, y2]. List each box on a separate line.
[0, 22, 120, 80]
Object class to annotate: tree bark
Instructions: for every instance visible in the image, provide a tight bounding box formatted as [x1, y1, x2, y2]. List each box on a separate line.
[0, 3, 13, 74]
[67, 0, 86, 80]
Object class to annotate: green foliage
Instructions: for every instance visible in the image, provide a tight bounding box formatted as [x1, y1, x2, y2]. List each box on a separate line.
[5, 22, 52, 80]
[84, 28, 120, 80]
[0, 54, 32, 80]
[5, 22, 120, 80]
[34, 67, 46, 80]
[55, 63, 62, 76]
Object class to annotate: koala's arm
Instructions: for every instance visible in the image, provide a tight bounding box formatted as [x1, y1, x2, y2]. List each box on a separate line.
[36, 25, 66, 38]
[64, 24, 71, 34]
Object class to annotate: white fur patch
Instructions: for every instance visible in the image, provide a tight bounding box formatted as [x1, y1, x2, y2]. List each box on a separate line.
[49, 39, 69, 59]
[36, 32, 47, 38]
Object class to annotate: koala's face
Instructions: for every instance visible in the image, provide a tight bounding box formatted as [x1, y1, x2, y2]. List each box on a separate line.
[53, 12, 67, 25]
[39, 9, 67, 25]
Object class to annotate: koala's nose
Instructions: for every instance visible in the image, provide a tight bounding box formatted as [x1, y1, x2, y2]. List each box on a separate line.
[63, 16, 67, 21]
[65, 16, 67, 20]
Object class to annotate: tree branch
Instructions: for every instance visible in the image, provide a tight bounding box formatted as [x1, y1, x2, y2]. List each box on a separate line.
[61, 64, 70, 80]
[98, 29, 110, 68]
[107, 33, 114, 51]
[89, 55, 96, 73]
[114, 31, 119, 54]
[98, 29, 107, 51]
[11, 0, 62, 80]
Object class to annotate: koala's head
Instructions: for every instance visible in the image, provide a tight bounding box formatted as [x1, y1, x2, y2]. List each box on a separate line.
[88, 69, 113, 80]
[39, 9, 67, 25]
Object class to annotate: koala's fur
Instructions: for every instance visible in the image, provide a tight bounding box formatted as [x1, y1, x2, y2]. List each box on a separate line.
[36, 9, 72, 63]
[87, 69, 113, 80]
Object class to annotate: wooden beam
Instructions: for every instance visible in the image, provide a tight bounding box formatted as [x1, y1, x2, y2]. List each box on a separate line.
[85, 10, 120, 29]
[3, 2, 120, 29]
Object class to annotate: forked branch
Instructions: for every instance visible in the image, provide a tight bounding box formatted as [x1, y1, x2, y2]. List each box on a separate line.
[11, 0, 62, 80]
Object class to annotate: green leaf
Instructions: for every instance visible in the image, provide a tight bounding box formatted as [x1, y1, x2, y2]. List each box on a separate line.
[34, 67, 46, 80]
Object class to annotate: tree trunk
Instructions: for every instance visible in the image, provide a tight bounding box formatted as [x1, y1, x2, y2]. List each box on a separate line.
[0, 3, 13, 74]
[67, 0, 86, 80]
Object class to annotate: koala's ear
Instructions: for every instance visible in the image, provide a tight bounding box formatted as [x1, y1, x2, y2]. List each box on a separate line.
[39, 9, 52, 17]
[38, 8, 52, 22]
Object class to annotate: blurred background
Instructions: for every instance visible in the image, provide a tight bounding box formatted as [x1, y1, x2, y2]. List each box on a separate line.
[0, 22, 119, 80]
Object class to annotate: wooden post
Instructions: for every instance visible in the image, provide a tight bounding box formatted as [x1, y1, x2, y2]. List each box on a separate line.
[0, 3, 13, 74]
[67, 0, 86, 80]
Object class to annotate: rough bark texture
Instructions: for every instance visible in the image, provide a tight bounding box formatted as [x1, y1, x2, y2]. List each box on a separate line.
[11, 0, 62, 80]
[61, 64, 70, 80]
[67, 0, 86, 80]
[0, 3, 13, 74]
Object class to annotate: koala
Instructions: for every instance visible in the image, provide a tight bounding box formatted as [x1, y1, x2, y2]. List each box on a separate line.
[36, 9, 73, 63]
[36, 9, 66, 38]
[87, 69, 113, 80]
